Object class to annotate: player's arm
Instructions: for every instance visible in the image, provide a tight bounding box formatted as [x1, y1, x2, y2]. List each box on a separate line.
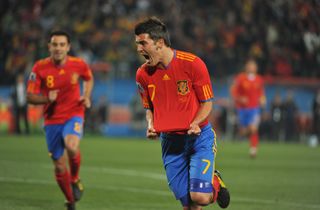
[188, 57, 214, 135]
[27, 90, 58, 105]
[146, 109, 157, 139]
[259, 78, 266, 107]
[231, 76, 247, 105]
[188, 100, 212, 135]
[26, 68, 58, 105]
[79, 62, 94, 108]
[80, 75, 94, 108]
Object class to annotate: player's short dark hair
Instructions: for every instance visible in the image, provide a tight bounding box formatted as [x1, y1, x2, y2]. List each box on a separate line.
[134, 16, 171, 47]
[48, 30, 71, 43]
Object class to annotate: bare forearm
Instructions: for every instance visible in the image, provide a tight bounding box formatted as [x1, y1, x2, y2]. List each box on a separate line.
[146, 109, 154, 128]
[83, 79, 94, 99]
[27, 93, 50, 105]
[191, 101, 212, 125]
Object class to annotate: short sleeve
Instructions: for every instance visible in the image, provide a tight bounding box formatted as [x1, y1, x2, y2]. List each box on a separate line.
[136, 68, 152, 109]
[192, 57, 214, 102]
[26, 63, 41, 94]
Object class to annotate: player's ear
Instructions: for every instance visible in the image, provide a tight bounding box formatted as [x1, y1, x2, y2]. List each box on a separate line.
[67, 43, 71, 52]
[156, 38, 164, 49]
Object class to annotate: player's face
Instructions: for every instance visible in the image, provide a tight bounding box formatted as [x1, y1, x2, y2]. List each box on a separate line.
[48, 35, 70, 64]
[135, 33, 161, 66]
[245, 61, 258, 75]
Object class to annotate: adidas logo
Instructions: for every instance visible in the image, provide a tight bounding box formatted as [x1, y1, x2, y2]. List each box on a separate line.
[162, 74, 170, 80]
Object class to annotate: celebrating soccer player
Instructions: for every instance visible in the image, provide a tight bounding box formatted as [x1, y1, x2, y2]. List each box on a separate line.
[26, 31, 94, 210]
[230, 58, 266, 158]
[134, 17, 230, 210]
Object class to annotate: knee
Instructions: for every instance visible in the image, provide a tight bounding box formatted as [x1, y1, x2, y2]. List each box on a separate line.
[54, 159, 66, 173]
[64, 136, 79, 155]
[190, 192, 212, 206]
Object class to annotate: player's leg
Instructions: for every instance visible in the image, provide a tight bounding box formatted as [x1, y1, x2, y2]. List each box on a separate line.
[248, 108, 261, 158]
[63, 117, 84, 201]
[160, 133, 191, 209]
[189, 125, 230, 208]
[236, 109, 250, 137]
[44, 125, 75, 208]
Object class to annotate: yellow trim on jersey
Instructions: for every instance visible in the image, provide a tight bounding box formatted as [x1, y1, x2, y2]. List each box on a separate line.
[176, 51, 196, 62]
[211, 127, 217, 186]
[212, 128, 217, 154]
[202, 84, 213, 100]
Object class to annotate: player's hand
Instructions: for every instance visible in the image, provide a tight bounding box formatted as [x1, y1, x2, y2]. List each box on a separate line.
[48, 90, 59, 102]
[239, 96, 248, 105]
[187, 123, 201, 135]
[79, 96, 91, 108]
[146, 126, 158, 139]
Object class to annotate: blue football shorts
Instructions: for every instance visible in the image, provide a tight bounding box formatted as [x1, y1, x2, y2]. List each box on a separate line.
[160, 124, 217, 202]
[237, 107, 261, 127]
[44, 117, 83, 160]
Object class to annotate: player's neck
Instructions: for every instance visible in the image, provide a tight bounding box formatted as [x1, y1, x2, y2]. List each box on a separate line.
[157, 48, 173, 69]
[51, 56, 68, 66]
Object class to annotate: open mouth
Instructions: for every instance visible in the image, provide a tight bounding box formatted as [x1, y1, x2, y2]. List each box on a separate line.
[142, 54, 151, 64]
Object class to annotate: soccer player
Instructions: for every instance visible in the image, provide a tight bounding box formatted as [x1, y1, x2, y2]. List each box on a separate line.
[230, 58, 266, 158]
[26, 31, 94, 210]
[134, 17, 230, 210]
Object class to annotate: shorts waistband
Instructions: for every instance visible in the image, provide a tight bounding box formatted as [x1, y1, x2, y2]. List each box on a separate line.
[161, 123, 210, 136]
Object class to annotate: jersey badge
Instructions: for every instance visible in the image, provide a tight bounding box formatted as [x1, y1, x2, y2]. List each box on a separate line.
[28, 72, 36, 81]
[136, 82, 145, 93]
[71, 73, 79, 84]
[59, 69, 65, 75]
[177, 80, 190, 95]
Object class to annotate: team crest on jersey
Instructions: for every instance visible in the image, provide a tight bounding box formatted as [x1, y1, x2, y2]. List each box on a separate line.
[136, 82, 144, 93]
[71, 73, 79, 84]
[177, 80, 189, 95]
[28, 72, 36, 81]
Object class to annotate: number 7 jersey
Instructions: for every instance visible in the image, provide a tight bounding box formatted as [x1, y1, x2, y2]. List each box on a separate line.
[136, 50, 214, 132]
[27, 56, 92, 125]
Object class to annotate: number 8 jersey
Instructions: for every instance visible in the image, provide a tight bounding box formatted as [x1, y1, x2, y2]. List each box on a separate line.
[136, 50, 214, 133]
[27, 56, 92, 125]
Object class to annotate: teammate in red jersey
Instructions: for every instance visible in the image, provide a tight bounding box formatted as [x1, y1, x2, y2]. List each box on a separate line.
[26, 31, 94, 210]
[230, 58, 266, 158]
[134, 17, 230, 210]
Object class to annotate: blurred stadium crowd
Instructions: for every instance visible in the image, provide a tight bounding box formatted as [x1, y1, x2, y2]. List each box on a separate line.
[0, 0, 320, 142]
[1, 0, 320, 84]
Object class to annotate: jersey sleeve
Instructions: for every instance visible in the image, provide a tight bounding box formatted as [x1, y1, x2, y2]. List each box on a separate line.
[79, 60, 93, 81]
[136, 68, 152, 109]
[27, 63, 42, 94]
[230, 75, 241, 99]
[192, 57, 214, 102]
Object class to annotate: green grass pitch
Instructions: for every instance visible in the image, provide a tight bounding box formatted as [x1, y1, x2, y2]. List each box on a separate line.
[0, 135, 319, 210]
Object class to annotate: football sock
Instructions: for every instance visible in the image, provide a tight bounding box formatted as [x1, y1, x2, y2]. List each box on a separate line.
[212, 174, 221, 202]
[250, 133, 259, 148]
[69, 150, 81, 183]
[55, 169, 74, 203]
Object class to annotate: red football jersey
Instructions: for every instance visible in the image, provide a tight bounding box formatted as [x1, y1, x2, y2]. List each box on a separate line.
[231, 73, 265, 108]
[136, 50, 214, 132]
[27, 56, 92, 125]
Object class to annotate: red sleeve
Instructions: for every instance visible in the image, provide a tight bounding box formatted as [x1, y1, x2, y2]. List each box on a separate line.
[27, 63, 41, 94]
[230, 74, 241, 99]
[79, 60, 93, 81]
[192, 57, 214, 102]
[136, 68, 152, 109]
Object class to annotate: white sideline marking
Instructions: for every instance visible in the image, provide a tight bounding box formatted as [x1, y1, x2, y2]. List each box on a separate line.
[0, 176, 320, 209]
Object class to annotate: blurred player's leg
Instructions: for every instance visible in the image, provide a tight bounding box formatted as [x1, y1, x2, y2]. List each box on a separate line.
[54, 154, 74, 206]
[68, 151, 84, 201]
[64, 118, 84, 201]
[249, 132, 259, 158]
